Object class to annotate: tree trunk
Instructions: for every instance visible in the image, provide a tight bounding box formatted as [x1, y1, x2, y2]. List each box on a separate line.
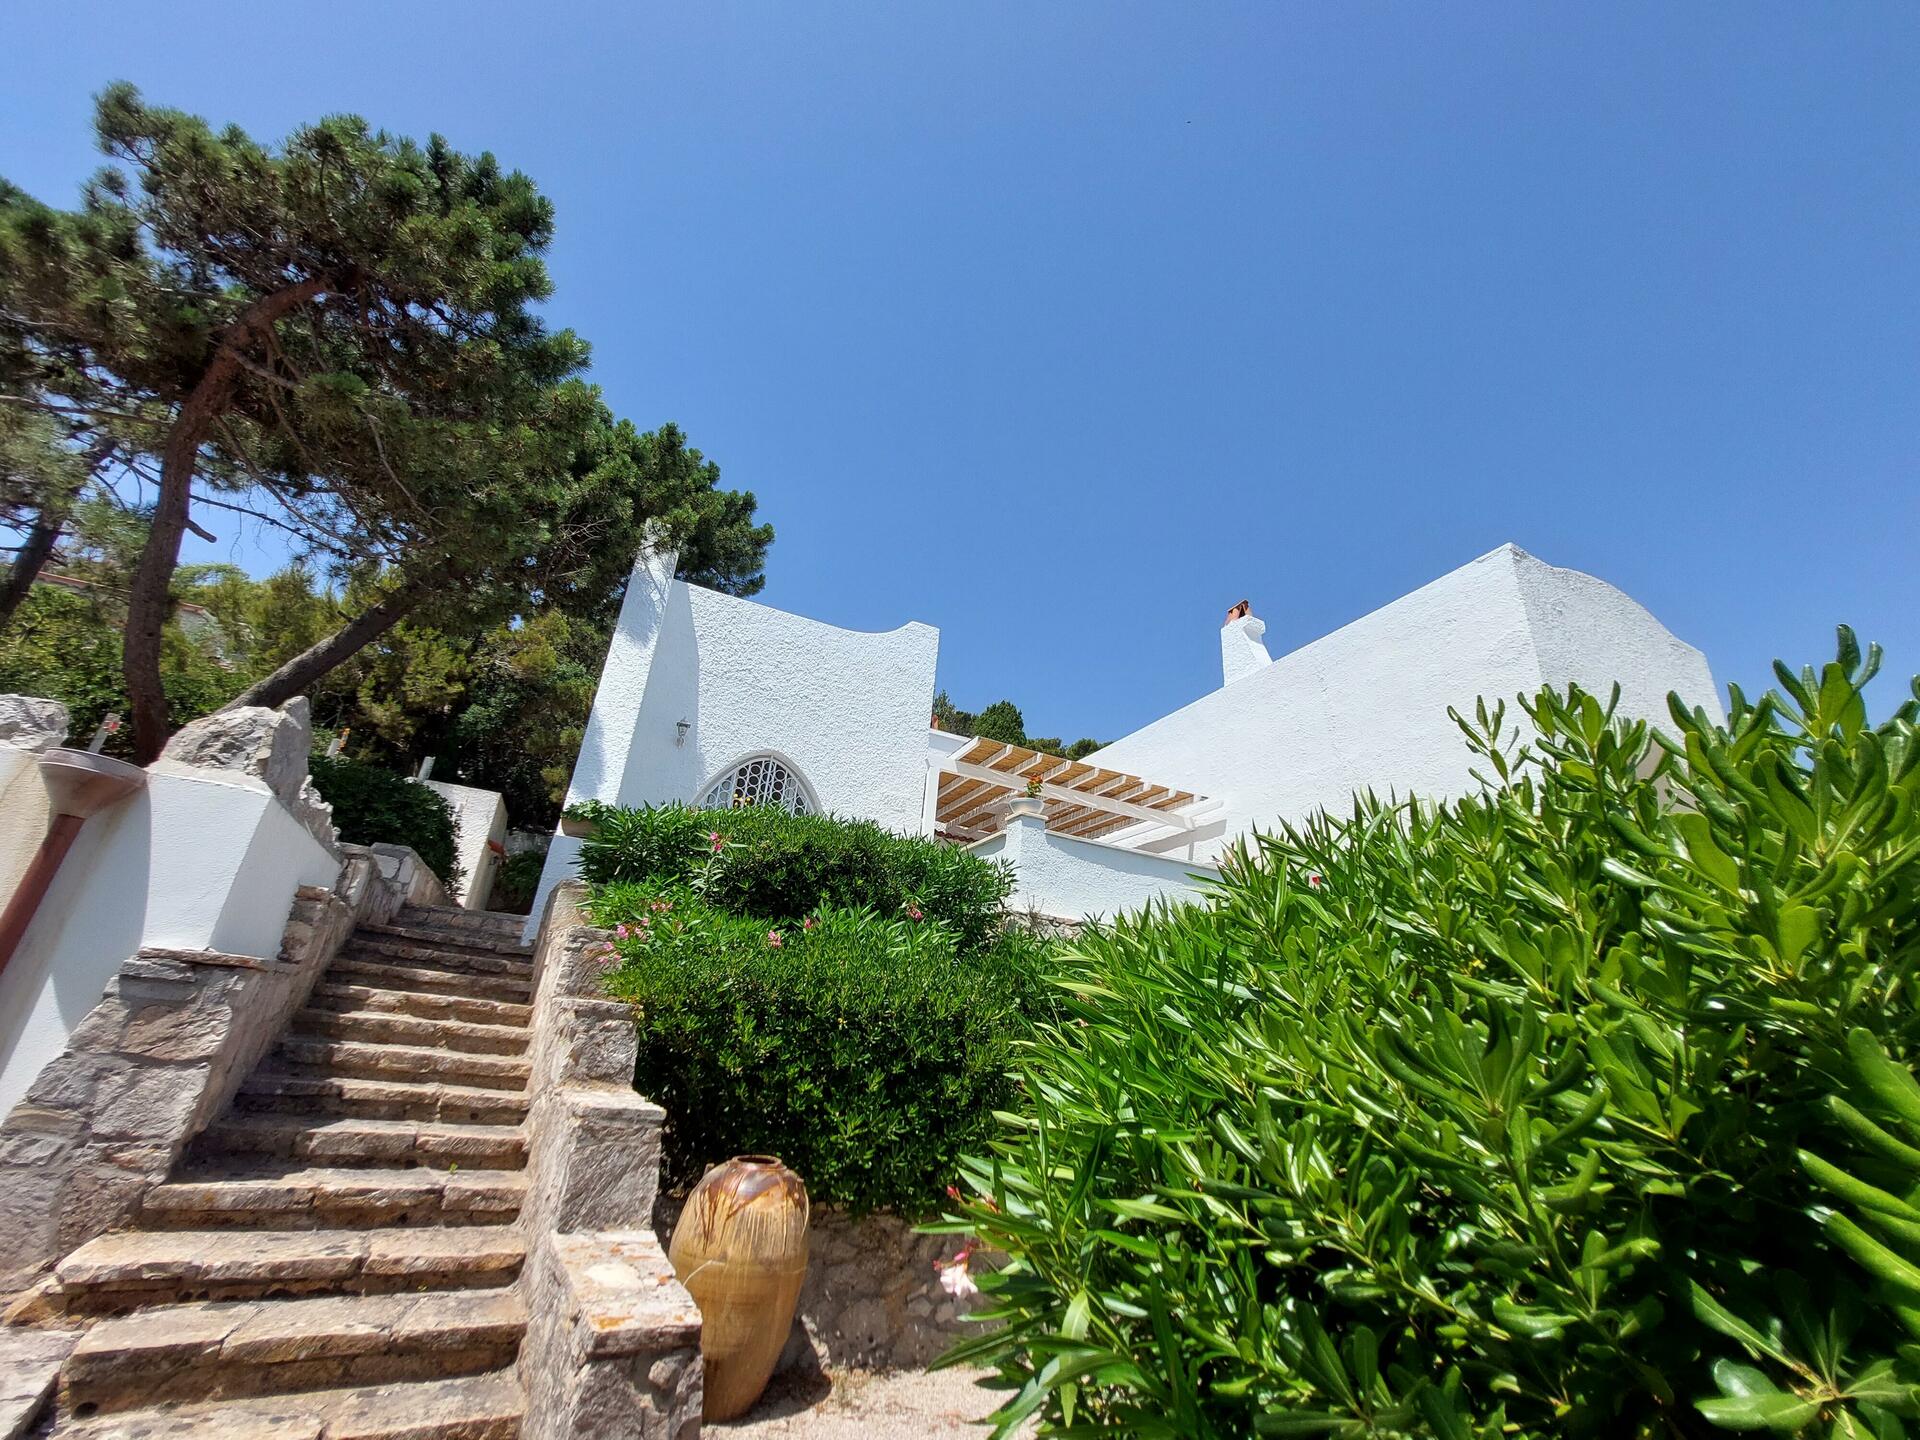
[122, 277, 334, 762]
[222, 578, 428, 712]
[0, 506, 68, 631]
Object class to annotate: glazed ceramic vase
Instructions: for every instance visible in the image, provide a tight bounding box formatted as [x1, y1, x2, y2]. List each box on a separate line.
[668, 1155, 811, 1420]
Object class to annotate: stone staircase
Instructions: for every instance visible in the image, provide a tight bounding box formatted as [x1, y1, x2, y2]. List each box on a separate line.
[27, 905, 540, 1438]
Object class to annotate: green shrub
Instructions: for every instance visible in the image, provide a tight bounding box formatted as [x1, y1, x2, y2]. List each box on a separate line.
[310, 753, 462, 890]
[573, 801, 1013, 953]
[943, 631, 1920, 1439]
[588, 881, 1050, 1213]
[487, 849, 546, 915]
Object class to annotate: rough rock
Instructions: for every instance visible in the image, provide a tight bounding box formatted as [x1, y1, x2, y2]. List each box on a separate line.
[0, 692, 70, 752]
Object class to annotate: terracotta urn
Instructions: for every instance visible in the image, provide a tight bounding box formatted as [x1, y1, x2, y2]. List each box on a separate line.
[668, 1155, 810, 1421]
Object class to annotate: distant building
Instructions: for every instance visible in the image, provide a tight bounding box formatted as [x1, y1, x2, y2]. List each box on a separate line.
[530, 543, 1720, 930]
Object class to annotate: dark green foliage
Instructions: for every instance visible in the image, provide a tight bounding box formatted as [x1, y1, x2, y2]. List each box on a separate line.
[933, 689, 1102, 760]
[310, 753, 461, 890]
[943, 631, 1920, 1439]
[0, 585, 239, 754]
[588, 883, 1051, 1213]
[487, 850, 546, 916]
[573, 802, 1013, 954]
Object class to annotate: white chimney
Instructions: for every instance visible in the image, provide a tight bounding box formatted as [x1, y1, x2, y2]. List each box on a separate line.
[1220, 600, 1271, 686]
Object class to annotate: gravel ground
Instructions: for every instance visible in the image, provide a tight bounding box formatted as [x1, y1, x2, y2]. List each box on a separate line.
[713, 1364, 1037, 1439]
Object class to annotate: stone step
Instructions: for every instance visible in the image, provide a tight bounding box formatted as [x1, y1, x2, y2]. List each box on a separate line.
[139, 1163, 524, 1230]
[398, 904, 530, 939]
[274, 1036, 530, 1093]
[341, 934, 532, 980]
[198, 1114, 527, 1171]
[327, 956, 531, 1004]
[60, 1287, 526, 1413]
[309, 981, 531, 1030]
[50, 1367, 523, 1438]
[359, 921, 532, 958]
[53, 1227, 524, 1315]
[235, 1070, 530, 1126]
[291, 1005, 529, 1057]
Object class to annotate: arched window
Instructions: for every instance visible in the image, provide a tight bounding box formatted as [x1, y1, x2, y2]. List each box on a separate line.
[697, 753, 817, 815]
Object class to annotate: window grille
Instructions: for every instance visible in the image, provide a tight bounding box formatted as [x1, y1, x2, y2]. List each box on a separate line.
[698, 755, 814, 815]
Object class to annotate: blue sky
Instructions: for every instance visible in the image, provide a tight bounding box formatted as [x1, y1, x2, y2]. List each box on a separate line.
[4, 3, 1915, 741]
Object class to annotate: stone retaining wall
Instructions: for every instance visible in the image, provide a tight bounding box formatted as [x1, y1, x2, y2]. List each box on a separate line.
[780, 1208, 993, 1372]
[515, 882, 702, 1440]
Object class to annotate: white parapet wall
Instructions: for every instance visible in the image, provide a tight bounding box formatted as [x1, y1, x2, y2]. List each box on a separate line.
[423, 780, 508, 910]
[1091, 544, 1724, 864]
[0, 701, 343, 1119]
[970, 812, 1221, 924]
[527, 546, 940, 933]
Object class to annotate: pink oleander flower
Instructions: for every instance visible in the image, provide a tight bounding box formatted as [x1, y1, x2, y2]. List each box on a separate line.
[615, 923, 634, 939]
[651, 899, 673, 913]
[709, 832, 725, 853]
[768, 930, 783, 949]
[934, 1246, 978, 1299]
[907, 905, 923, 921]
[1306, 871, 1324, 889]
[802, 917, 815, 931]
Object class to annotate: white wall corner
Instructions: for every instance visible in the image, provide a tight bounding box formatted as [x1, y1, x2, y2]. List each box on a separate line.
[1221, 614, 1273, 687]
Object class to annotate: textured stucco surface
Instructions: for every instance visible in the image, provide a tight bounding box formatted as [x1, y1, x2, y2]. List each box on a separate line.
[969, 816, 1219, 923]
[424, 779, 509, 908]
[1093, 544, 1722, 863]
[530, 549, 939, 929]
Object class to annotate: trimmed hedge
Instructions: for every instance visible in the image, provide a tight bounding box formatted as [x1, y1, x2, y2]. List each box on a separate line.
[572, 801, 1013, 953]
[944, 632, 1920, 1439]
[589, 881, 1053, 1213]
[310, 754, 461, 890]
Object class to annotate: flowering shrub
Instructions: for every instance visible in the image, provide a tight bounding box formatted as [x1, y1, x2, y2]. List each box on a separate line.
[943, 632, 1920, 1438]
[589, 880, 1053, 1213]
[571, 801, 1013, 953]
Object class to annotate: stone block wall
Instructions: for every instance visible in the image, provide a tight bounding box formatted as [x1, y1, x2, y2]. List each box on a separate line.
[781, 1209, 992, 1372]
[515, 882, 703, 1440]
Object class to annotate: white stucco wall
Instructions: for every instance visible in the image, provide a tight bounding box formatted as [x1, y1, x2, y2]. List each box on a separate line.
[1092, 544, 1723, 862]
[970, 814, 1220, 923]
[0, 757, 340, 1118]
[424, 780, 508, 910]
[528, 548, 941, 931]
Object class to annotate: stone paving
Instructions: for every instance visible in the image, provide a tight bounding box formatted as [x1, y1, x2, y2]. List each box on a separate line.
[718, 1364, 1038, 1439]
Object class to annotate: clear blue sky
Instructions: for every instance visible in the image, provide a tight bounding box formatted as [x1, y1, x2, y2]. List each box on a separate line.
[5, 4, 1916, 741]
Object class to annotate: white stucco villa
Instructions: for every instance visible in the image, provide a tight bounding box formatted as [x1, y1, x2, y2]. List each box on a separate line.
[528, 542, 1722, 932]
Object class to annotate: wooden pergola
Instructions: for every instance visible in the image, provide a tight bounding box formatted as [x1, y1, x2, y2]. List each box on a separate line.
[932, 736, 1211, 843]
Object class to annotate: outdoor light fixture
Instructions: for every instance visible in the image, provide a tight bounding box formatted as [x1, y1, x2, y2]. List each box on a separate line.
[676, 719, 691, 745]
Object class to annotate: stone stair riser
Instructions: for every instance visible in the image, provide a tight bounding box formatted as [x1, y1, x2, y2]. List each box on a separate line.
[360, 922, 533, 957]
[63, 1292, 523, 1413]
[342, 935, 534, 978]
[309, 983, 532, 1029]
[49, 1370, 524, 1439]
[235, 1073, 529, 1126]
[290, 1007, 529, 1057]
[327, 957, 531, 1003]
[274, 1038, 530, 1093]
[198, 1117, 526, 1172]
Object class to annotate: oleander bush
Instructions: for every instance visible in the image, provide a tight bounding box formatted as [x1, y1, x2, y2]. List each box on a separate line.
[588, 879, 1055, 1212]
[572, 800, 1014, 953]
[487, 849, 547, 915]
[310, 753, 462, 890]
[941, 630, 1920, 1439]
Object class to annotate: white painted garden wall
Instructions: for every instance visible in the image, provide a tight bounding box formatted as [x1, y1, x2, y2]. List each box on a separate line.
[0, 714, 341, 1119]
[1093, 545, 1723, 864]
[968, 813, 1220, 923]
[528, 548, 940, 930]
[424, 779, 508, 910]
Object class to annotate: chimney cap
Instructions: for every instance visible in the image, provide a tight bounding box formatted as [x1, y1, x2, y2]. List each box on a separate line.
[1224, 599, 1253, 626]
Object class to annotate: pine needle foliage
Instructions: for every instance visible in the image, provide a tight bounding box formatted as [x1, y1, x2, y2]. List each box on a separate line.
[941, 630, 1920, 1440]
